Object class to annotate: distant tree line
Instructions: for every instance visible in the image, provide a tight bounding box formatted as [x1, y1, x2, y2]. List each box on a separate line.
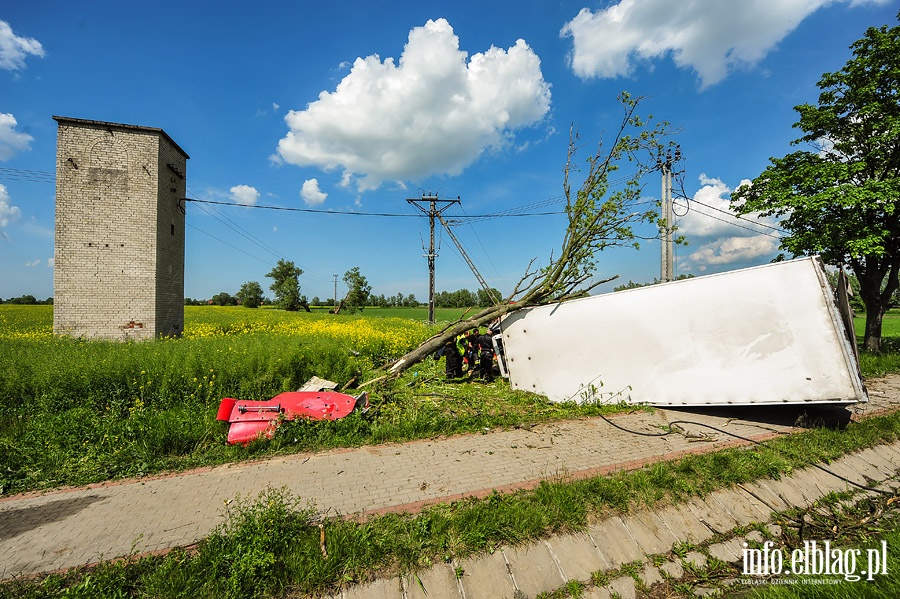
[612, 274, 694, 292]
[0, 295, 53, 305]
[432, 288, 503, 308]
[182, 286, 512, 310]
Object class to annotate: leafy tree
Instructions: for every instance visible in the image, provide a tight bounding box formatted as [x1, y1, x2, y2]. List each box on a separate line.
[731, 14, 900, 352]
[476, 287, 503, 307]
[342, 267, 372, 313]
[210, 291, 237, 306]
[7, 294, 38, 305]
[236, 281, 264, 308]
[266, 259, 303, 311]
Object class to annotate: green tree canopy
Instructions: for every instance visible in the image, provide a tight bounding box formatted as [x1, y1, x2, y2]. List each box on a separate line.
[731, 13, 900, 352]
[210, 291, 237, 306]
[266, 259, 303, 311]
[342, 267, 372, 313]
[236, 281, 264, 308]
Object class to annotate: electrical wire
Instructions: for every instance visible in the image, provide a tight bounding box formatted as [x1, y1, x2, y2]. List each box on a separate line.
[685, 205, 784, 239]
[568, 366, 891, 497]
[187, 190, 286, 262]
[183, 197, 564, 219]
[685, 196, 789, 236]
[595, 412, 894, 497]
[0, 167, 56, 184]
[186, 222, 272, 266]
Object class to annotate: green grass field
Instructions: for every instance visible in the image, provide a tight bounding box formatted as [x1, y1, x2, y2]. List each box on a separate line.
[0, 305, 627, 494]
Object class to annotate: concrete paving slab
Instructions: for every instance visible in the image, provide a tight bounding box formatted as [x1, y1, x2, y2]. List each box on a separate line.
[655, 503, 713, 545]
[588, 516, 645, 568]
[816, 457, 869, 489]
[621, 511, 677, 555]
[641, 564, 664, 586]
[607, 575, 636, 599]
[659, 559, 684, 579]
[683, 551, 707, 569]
[342, 577, 402, 599]
[763, 476, 813, 509]
[546, 532, 608, 581]
[633, 510, 681, 549]
[684, 496, 738, 535]
[791, 466, 845, 501]
[878, 441, 900, 463]
[741, 480, 793, 513]
[403, 564, 462, 599]
[706, 489, 756, 528]
[858, 447, 900, 478]
[504, 542, 566, 598]
[708, 538, 744, 563]
[841, 453, 890, 484]
[457, 550, 516, 599]
[745, 530, 764, 543]
[583, 585, 612, 599]
[728, 486, 777, 523]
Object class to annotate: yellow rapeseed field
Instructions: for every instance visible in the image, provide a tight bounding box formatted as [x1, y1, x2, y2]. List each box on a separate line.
[0, 305, 429, 358]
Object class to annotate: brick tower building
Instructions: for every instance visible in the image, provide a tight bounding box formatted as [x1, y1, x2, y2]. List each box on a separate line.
[53, 116, 189, 340]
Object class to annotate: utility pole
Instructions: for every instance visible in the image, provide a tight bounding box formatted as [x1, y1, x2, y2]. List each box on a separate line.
[658, 147, 681, 283]
[407, 194, 460, 324]
[333, 274, 338, 308]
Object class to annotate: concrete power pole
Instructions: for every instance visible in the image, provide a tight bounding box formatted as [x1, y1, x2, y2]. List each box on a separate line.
[659, 147, 681, 283]
[333, 274, 338, 307]
[660, 160, 674, 283]
[407, 194, 460, 324]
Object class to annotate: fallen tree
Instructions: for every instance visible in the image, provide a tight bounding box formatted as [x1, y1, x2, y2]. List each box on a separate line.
[362, 93, 680, 387]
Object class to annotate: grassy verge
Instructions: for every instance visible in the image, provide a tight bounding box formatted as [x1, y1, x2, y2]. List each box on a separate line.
[4, 405, 900, 598]
[0, 305, 634, 495]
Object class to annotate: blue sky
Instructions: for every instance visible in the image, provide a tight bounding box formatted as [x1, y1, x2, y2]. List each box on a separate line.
[1, 0, 897, 303]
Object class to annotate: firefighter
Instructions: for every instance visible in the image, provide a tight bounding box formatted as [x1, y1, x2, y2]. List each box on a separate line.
[476, 328, 495, 382]
[461, 328, 479, 373]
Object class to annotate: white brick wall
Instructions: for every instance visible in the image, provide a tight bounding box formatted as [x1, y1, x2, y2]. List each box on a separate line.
[53, 117, 188, 340]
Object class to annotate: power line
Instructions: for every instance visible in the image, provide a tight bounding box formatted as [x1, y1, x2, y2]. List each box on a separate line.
[0, 167, 56, 184]
[182, 197, 564, 219]
[186, 188, 286, 261]
[685, 197, 789, 235]
[685, 205, 784, 239]
[186, 222, 273, 266]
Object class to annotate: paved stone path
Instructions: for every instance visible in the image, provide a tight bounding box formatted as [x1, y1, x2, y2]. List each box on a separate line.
[1, 376, 899, 584]
[342, 442, 900, 599]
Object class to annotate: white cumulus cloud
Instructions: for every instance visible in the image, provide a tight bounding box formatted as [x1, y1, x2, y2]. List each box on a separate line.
[229, 184, 259, 206]
[684, 236, 781, 271]
[275, 18, 551, 192]
[676, 174, 773, 237]
[0, 113, 34, 161]
[676, 174, 783, 271]
[561, 0, 889, 89]
[0, 20, 44, 71]
[24, 258, 40, 267]
[0, 183, 22, 229]
[300, 178, 327, 206]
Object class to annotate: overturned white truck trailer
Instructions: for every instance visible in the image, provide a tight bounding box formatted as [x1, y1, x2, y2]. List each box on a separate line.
[499, 257, 867, 407]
